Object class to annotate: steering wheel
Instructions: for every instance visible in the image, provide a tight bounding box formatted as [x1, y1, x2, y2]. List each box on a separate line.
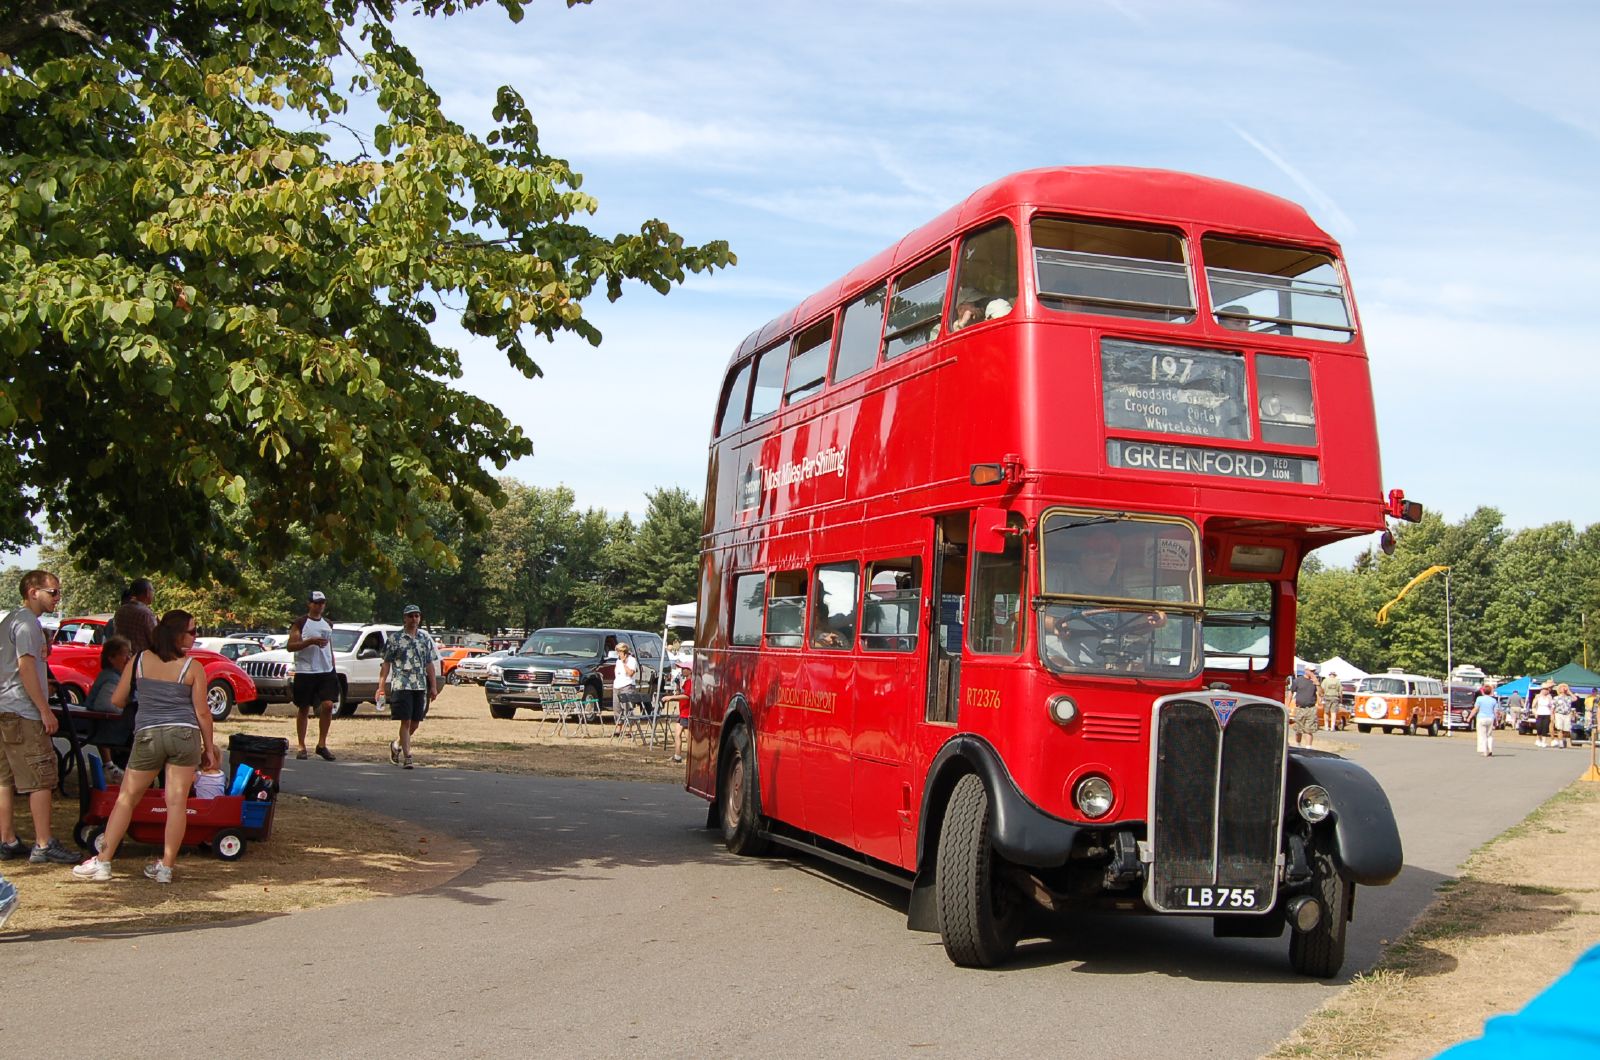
[1077, 608, 1156, 635]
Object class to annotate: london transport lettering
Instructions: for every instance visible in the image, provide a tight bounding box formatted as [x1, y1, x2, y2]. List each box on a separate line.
[1107, 440, 1320, 484]
[775, 687, 838, 713]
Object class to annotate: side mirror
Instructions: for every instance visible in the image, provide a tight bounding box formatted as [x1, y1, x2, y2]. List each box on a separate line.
[358, 648, 380, 660]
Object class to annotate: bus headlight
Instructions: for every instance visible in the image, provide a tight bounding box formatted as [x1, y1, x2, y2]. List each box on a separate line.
[1297, 785, 1333, 823]
[1046, 694, 1079, 726]
[551, 668, 581, 685]
[1074, 775, 1114, 819]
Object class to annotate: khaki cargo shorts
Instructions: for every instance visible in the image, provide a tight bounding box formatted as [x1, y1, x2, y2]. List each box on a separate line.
[0, 712, 58, 794]
[128, 725, 203, 772]
[1293, 706, 1319, 736]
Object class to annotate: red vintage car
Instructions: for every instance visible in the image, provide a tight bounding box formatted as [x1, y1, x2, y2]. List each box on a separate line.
[49, 615, 257, 721]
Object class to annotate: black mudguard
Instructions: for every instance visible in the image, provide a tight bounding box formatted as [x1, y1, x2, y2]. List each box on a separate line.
[1286, 749, 1404, 886]
[908, 735, 1082, 932]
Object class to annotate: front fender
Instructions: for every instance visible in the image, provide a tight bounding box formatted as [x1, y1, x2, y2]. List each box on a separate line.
[916, 734, 1081, 871]
[1286, 749, 1403, 886]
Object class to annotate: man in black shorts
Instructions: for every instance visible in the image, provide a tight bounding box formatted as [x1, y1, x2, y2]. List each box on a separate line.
[287, 590, 339, 760]
[375, 604, 438, 769]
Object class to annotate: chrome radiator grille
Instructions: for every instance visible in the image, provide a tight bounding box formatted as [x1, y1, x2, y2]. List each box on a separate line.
[241, 660, 288, 680]
[1147, 695, 1285, 913]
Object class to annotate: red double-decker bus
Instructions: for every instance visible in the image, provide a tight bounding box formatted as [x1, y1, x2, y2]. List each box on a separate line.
[687, 167, 1407, 972]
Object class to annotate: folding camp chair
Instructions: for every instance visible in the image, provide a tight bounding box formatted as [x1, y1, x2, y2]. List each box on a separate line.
[542, 687, 598, 738]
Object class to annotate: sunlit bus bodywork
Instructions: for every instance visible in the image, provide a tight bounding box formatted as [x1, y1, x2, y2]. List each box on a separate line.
[1353, 672, 1447, 736]
[687, 167, 1404, 974]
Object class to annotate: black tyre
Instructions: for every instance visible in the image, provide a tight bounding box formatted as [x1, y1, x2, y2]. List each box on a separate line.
[1335, 714, 1347, 732]
[935, 773, 1021, 968]
[489, 704, 517, 720]
[333, 682, 357, 718]
[207, 680, 234, 721]
[213, 830, 247, 861]
[446, 669, 461, 685]
[61, 684, 85, 708]
[1356, 724, 1371, 734]
[238, 699, 268, 716]
[84, 826, 106, 855]
[1404, 715, 1417, 736]
[718, 723, 768, 856]
[74, 821, 96, 849]
[1427, 720, 1441, 738]
[1289, 853, 1351, 978]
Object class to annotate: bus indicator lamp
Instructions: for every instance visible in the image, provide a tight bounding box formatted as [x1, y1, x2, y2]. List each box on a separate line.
[1287, 895, 1323, 933]
[970, 463, 1006, 486]
[1297, 784, 1333, 823]
[1046, 694, 1079, 727]
[1074, 775, 1114, 818]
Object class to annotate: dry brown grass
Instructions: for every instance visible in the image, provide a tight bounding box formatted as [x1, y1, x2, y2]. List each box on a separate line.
[226, 683, 683, 783]
[1, 793, 475, 936]
[1270, 781, 1600, 1059]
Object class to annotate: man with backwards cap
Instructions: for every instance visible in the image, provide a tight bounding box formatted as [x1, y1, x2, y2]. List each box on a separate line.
[376, 604, 438, 770]
[287, 590, 339, 760]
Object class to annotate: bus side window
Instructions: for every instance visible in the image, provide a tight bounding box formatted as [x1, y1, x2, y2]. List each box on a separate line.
[968, 514, 1024, 655]
[832, 285, 886, 383]
[747, 343, 787, 422]
[716, 360, 753, 437]
[785, 316, 834, 406]
[765, 570, 807, 648]
[730, 573, 766, 646]
[884, 250, 951, 360]
[948, 220, 1018, 332]
[861, 558, 921, 652]
[809, 563, 859, 650]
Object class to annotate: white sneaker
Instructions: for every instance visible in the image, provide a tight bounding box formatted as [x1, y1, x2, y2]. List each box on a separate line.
[72, 857, 112, 882]
[143, 861, 173, 884]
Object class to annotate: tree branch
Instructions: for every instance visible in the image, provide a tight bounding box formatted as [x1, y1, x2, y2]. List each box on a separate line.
[0, 0, 111, 55]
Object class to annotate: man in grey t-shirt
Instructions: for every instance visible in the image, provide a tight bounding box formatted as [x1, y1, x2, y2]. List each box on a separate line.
[0, 570, 78, 864]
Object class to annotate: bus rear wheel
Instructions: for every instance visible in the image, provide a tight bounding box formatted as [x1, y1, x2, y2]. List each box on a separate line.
[719, 723, 768, 857]
[1289, 852, 1351, 978]
[935, 773, 1021, 968]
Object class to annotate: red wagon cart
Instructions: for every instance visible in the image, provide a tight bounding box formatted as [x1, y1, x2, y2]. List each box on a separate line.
[80, 788, 253, 861]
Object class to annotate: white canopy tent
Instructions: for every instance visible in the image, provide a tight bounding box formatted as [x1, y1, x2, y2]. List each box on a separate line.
[1317, 656, 1368, 681]
[653, 602, 697, 701]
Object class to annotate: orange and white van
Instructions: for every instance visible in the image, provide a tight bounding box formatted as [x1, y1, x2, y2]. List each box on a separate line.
[1352, 671, 1446, 735]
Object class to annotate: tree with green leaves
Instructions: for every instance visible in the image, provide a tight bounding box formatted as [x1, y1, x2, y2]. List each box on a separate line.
[611, 486, 700, 630]
[0, 0, 732, 582]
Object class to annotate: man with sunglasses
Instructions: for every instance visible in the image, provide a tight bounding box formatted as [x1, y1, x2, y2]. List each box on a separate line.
[0, 570, 78, 864]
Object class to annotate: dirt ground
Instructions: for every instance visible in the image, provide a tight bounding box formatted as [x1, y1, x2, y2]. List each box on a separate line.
[1, 792, 476, 936]
[1271, 736, 1600, 1058]
[225, 682, 685, 783]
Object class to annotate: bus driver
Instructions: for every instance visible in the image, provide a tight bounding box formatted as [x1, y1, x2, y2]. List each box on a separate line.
[1041, 526, 1167, 671]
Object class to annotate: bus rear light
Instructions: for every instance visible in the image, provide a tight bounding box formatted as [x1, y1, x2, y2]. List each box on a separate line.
[1046, 694, 1079, 727]
[1074, 775, 1114, 818]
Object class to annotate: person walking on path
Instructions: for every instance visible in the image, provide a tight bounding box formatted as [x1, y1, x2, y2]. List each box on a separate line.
[287, 590, 339, 761]
[611, 642, 640, 737]
[1320, 668, 1342, 732]
[1552, 683, 1576, 749]
[72, 610, 219, 884]
[110, 577, 158, 659]
[1533, 681, 1555, 747]
[376, 604, 438, 770]
[1468, 682, 1498, 757]
[1288, 664, 1320, 748]
[0, 570, 79, 865]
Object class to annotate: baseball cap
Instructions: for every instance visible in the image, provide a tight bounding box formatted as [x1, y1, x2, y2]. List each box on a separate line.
[309, 590, 327, 603]
[402, 603, 421, 616]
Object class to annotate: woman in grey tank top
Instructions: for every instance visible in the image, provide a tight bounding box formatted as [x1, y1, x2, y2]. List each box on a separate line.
[71, 610, 219, 885]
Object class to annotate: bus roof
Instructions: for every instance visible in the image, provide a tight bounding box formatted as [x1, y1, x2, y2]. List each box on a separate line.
[729, 166, 1336, 368]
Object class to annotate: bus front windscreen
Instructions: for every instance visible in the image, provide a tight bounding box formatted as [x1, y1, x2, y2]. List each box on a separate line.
[1037, 513, 1201, 677]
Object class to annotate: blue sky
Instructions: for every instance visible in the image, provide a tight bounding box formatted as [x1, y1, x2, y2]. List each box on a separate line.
[392, 0, 1596, 566]
[11, 1, 1595, 571]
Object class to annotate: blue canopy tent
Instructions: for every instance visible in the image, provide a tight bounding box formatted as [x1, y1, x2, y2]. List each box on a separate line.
[1495, 676, 1533, 701]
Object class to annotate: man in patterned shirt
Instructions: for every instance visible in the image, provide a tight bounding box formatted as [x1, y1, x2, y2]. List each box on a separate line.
[375, 604, 439, 770]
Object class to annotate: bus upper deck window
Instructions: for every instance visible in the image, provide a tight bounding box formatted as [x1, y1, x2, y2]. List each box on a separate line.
[1032, 217, 1194, 323]
[1203, 237, 1354, 343]
[785, 317, 834, 406]
[832, 286, 886, 383]
[949, 221, 1018, 332]
[1256, 354, 1317, 446]
[747, 343, 787, 422]
[716, 360, 753, 437]
[884, 251, 951, 360]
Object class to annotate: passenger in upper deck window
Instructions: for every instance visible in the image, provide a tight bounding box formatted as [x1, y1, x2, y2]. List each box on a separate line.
[950, 300, 983, 331]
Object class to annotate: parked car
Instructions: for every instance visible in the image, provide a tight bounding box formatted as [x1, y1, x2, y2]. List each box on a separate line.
[236, 623, 402, 717]
[440, 645, 488, 684]
[452, 648, 509, 685]
[485, 628, 663, 720]
[195, 636, 267, 662]
[46, 615, 257, 721]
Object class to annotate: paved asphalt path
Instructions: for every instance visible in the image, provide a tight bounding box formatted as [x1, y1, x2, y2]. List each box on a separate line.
[1, 729, 1584, 1058]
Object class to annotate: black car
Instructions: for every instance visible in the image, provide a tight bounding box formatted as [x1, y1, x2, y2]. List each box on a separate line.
[484, 627, 663, 720]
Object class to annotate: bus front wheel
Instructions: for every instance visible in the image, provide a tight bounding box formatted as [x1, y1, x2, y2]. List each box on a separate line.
[935, 773, 1021, 968]
[1289, 852, 1351, 978]
[718, 724, 768, 857]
